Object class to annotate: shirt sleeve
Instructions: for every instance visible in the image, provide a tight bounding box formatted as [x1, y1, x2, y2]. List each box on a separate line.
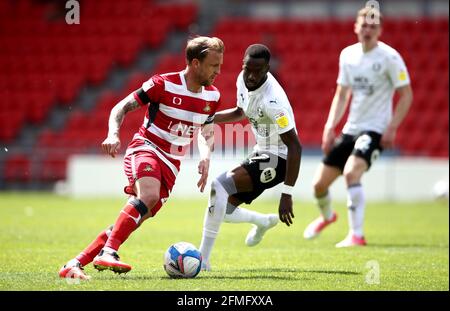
[133, 75, 164, 106]
[387, 52, 411, 88]
[336, 49, 350, 86]
[265, 100, 295, 135]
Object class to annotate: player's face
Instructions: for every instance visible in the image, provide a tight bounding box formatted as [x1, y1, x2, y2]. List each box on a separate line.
[242, 56, 269, 91]
[354, 16, 382, 45]
[197, 50, 223, 86]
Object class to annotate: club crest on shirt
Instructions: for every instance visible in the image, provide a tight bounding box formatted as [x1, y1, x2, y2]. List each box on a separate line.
[203, 102, 211, 112]
[143, 164, 153, 172]
[372, 62, 381, 72]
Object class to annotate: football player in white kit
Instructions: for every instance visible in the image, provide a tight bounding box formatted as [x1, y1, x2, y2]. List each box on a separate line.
[303, 7, 413, 247]
[199, 44, 302, 270]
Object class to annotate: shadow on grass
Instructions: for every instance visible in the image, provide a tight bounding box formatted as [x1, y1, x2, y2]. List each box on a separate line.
[117, 267, 360, 281]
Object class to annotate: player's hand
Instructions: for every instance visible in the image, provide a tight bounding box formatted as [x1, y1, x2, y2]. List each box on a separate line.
[381, 126, 396, 149]
[102, 135, 121, 158]
[197, 158, 210, 193]
[322, 127, 335, 155]
[278, 193, 294, 226]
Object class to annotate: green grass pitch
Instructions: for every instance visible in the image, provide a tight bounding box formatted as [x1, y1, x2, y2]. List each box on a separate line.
[0, 192, 448, 290]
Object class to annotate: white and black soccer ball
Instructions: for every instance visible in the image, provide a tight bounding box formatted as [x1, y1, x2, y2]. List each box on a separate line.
[163, 241, 202, 278]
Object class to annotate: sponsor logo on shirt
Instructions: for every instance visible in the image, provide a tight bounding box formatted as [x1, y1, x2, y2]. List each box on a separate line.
[398, 70, 407, 81]
[257, 107, 264, 117]
[172, 97, 182, 105]
[275, 112, 289, 129]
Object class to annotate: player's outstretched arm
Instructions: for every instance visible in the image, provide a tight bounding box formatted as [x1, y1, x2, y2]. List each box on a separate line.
[381, 84, 413, 149]
[213, 107, 246, 124]
[278, 129, 302, 226]
[102, 93, 141, 158]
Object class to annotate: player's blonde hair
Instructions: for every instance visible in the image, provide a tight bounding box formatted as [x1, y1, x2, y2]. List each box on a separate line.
[185, 36, 224, 64]
[356, 6, 383, 25]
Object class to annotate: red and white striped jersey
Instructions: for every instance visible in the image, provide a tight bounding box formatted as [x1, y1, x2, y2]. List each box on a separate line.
[131, 71, 221, 165]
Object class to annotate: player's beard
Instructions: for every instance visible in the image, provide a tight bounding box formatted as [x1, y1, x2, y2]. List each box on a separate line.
[201, 75, 216, 87]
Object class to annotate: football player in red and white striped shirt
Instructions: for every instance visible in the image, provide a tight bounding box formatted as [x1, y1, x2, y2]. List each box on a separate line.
[59, 36, 224, 280]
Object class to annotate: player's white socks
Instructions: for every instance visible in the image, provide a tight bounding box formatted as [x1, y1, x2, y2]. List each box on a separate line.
[199, 179, 229, 264]
[316, 191, 333, 220]
[224, 204, 269, 227]
[347, 184, 365, 237]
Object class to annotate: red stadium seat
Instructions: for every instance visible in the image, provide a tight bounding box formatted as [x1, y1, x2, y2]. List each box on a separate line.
[38, 155, 69, 182]
[2, 13, 449, 189]
[4, 154, 32, 182]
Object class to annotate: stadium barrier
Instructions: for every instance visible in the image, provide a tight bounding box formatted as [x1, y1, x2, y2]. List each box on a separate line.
[66, 154, 448, 201]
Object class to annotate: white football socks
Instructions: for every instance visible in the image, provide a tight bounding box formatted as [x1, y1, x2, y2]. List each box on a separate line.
[199, 180, 228, 263]
[224, 205, 269, 227]
[347, 184, 365, 237]
[316, 191, 333, 220]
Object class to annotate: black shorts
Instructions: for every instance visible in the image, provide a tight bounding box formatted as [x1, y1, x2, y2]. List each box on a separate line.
[232, 151, 286, 204]
[323, 131, 383, 172]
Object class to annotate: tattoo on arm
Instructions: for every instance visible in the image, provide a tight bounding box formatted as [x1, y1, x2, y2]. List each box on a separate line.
[109, 95, 141, 136]
[123, 97, 141, 113]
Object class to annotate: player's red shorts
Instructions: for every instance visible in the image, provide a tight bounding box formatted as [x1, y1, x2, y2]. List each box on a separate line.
[123, 138, 179, 217]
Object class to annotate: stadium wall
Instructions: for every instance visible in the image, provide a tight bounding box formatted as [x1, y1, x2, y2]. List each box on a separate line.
[66, 155, 448, 202]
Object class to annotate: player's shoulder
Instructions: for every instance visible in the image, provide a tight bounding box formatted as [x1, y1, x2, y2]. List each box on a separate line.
[237, 70, 244, 80]
[265, 73, 291, 107]
[204, 84, 220, 94]
[266, 73, 287, 94]
[203, 84, 221, 103]
[236, 71, 244, 85]
[159, 71, 183, 85]
[144, 72, 179, 88]
[340, 42, 361, 57]
[376, 41, 404, 60]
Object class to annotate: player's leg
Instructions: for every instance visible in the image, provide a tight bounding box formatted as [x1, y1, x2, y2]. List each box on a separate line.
[303, 164, 341, 239]
[225, 152, 286, 247]
[199, 169, 242, 270]
[336, 155, 367, 247]
[336, 132, 382, 247]
[223, 169, 279, 247]
[304, 134, 354, 239]
[59, 225, 113, 279]
[93, 177, 160, 273]
[224, 195, 277, 229]
[94, 151, 163, 273]
[313, 163, 341, 219]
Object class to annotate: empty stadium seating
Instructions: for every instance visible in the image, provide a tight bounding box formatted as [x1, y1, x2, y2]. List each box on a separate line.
[209, 16, 449, 158]
[0, 0, 447, 185]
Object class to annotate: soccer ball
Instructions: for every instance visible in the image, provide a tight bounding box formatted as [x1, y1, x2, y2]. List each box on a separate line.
[433, 179, 449, 200]
[163, 241, 202, 278]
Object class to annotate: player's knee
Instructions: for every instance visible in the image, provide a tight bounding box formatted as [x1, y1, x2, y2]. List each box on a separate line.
[215, 171, 237, 195]
[207, 179, 227, 221]
[313, 180, 328, 196]
[141, 194, 160, 209]
[135, 193, 159, 211]
[343, 170, 360, 186]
